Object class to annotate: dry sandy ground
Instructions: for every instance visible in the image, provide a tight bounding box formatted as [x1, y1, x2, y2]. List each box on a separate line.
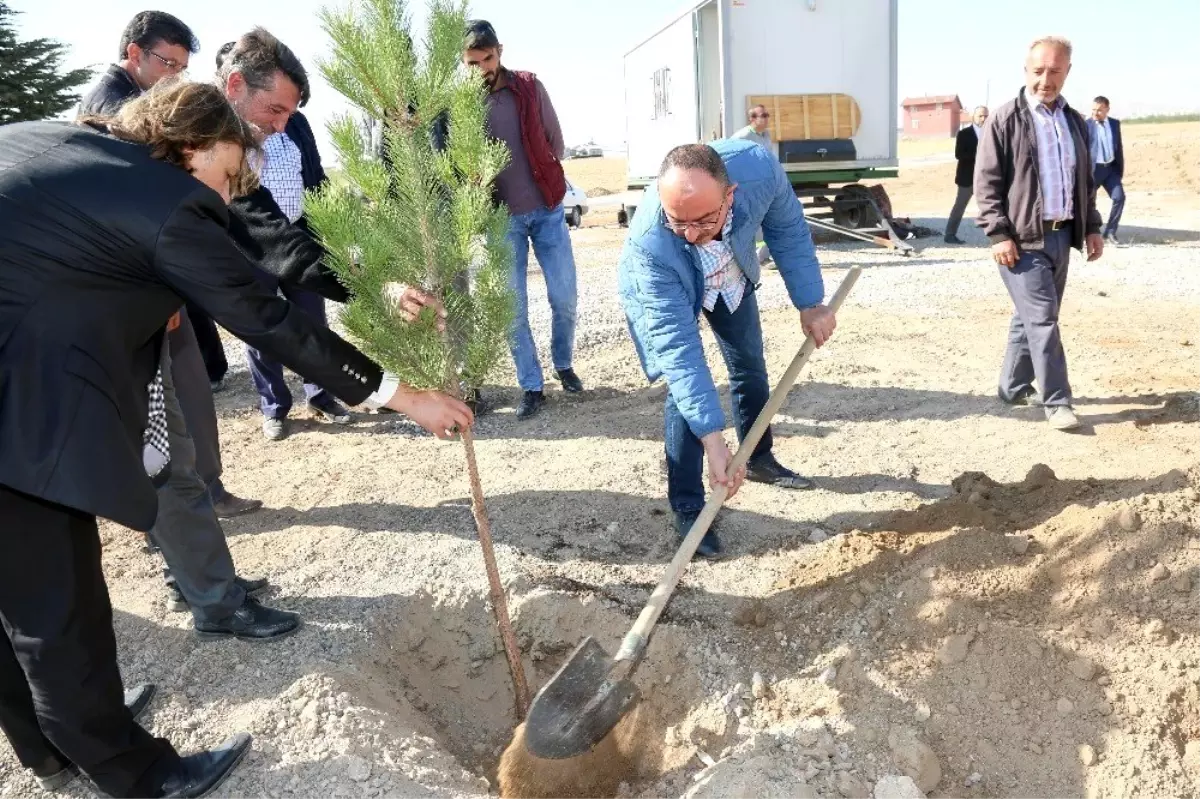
[1, 124, 1197, 799]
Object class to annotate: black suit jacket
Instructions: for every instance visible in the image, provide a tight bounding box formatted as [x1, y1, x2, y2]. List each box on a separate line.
[1087, 117, 1124, 179]
[78, 64, 142, 117]
[954, 126, 980, 187]
[0, 122, 382, 531]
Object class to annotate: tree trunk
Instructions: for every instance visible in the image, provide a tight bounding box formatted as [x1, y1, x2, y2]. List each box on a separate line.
[460, 426, 531, 719]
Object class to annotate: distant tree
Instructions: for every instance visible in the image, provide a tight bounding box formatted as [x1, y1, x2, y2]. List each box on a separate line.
[0, 1, 92, 124]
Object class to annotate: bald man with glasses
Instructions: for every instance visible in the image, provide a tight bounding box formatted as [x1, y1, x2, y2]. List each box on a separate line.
[618, 141, 837, 559]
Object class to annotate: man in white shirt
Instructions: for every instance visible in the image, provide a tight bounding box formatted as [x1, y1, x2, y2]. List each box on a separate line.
[1087, 96, 1126, 246]
[944, 105, 988, 244]
[975, 36, 1104, 432]
[245, 113, 354, 441]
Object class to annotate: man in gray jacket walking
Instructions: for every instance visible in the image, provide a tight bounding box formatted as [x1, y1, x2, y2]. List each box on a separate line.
[974, 35, 1103, 432]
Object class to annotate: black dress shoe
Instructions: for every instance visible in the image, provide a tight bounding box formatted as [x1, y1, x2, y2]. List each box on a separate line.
[236, 576, 269, 595]
[555, 368, 584, 393]
[160, 733, 252, 798]
[515, 390, 545, 420]
[212, 493, 263, 519]
[675, 510, 723, 559]
[746, 453, 814, 490]
[125, 682, 157, 721]
[194, 596, 301, 641]
[943, 235, 965, 244]
[167, 574, 269, 613]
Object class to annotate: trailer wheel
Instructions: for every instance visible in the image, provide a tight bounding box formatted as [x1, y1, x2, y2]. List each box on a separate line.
[832, 184, 881, 230]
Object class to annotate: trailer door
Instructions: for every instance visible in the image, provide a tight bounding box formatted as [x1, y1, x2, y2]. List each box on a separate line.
[624, 10, 701, 187]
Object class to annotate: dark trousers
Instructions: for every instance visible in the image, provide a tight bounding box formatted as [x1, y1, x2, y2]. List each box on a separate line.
[153, 342, 244, 624]
[170, 312, 223, 489]
[0, 485, 179, 798]
[665, 290, 772, 514]
[945, 184, 973, 238]
[1093, 163, 1126, 237]
[998, 226, 1073, 407]
[245, 270, 331, 419]
[185, 302, 228, 384]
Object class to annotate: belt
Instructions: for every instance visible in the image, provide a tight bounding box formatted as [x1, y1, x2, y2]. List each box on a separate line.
[1043, 218, 1073, 232]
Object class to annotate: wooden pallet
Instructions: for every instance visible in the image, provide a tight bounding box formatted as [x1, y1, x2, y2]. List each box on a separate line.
[745, 93, 861, 140]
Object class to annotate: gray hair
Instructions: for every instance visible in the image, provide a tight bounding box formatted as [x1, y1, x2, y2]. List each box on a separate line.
[1029, 35, 1072, 60]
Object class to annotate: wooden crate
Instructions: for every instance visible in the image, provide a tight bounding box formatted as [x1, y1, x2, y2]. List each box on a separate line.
[746, 93, 861, 141]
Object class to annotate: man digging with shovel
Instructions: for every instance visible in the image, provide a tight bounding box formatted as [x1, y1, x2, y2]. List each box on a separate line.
[618, 141, 836, 558]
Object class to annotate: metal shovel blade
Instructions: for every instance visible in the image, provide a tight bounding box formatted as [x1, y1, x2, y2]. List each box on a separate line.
[523, 636, 642, 759]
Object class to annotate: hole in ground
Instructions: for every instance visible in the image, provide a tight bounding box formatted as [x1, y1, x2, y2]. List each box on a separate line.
[334, 588, 713, 797]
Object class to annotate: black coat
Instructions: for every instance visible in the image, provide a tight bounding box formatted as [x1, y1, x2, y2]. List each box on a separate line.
[284, 112, 327, 192]
[954, 126, 980, 188]
[1086, 117, 1124, 179]
[0, 122, 382, 531]
[78, 64, 142, 118]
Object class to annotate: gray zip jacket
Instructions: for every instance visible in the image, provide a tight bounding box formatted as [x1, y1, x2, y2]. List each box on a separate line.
[974, 87, 1102, 252]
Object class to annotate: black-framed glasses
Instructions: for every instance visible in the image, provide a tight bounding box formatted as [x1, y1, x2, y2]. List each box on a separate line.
[750, 111, 770, 119]
[146, 50, 186, 73]
[663, 195, 729, 235]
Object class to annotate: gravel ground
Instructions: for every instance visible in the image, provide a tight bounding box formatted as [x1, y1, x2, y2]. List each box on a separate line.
[1, 170, 1197, 798]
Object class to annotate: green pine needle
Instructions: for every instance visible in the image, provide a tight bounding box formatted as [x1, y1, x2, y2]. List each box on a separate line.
[309, 0, 514, 395]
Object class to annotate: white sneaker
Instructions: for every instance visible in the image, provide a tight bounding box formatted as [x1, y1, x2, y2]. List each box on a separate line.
[1045, 406, 1080, 431]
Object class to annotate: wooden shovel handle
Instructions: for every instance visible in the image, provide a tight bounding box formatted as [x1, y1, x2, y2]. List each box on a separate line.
[614, 267, 862, 665]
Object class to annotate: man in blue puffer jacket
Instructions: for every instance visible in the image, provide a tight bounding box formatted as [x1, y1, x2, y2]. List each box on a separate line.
[618, 140, 837, 558]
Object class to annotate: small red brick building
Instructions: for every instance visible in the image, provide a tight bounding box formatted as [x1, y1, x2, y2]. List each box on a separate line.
[901, 94, 963, 138]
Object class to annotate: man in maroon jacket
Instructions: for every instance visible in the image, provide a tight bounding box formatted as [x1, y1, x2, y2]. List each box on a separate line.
[464, 20, 583, 420]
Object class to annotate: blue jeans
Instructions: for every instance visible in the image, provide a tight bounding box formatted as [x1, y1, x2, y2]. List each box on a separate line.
[507, 203, 578, 391]
[244, 268, 333, 419]
[665, 289, 773, 515]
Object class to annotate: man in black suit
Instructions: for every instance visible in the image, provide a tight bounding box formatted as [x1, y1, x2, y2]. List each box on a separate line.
[0, 93, 471, 796]
[1087, 96, 1126, 246]
[78, 10, 197, 116]
[945, 105, 989, 244]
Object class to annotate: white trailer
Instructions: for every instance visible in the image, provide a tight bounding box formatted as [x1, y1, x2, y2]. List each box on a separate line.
[621, 0, 908, 251]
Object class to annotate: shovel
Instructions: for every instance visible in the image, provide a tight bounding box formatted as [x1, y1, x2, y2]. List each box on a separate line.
[522, 267, 862, 759]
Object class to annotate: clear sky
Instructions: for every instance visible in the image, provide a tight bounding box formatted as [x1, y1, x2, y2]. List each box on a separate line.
[12, 0, 1200, 160]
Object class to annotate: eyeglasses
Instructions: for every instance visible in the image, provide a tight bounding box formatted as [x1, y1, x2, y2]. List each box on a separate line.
[663, 195, 729, 235]
[750, 111, 770, 119]
[146, 50, 187, 73]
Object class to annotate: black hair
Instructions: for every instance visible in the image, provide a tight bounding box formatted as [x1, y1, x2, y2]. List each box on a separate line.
[118, 11, 199, 59]
[658, 144, 730, 187]
[215, 41, 235, 70]
[465, 19, 500, 50]
[218, 27, 310, 107]
[1093, 95, 1110, 106]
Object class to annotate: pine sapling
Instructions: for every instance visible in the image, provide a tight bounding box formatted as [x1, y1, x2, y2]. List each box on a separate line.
[306, 0, 530, 717]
